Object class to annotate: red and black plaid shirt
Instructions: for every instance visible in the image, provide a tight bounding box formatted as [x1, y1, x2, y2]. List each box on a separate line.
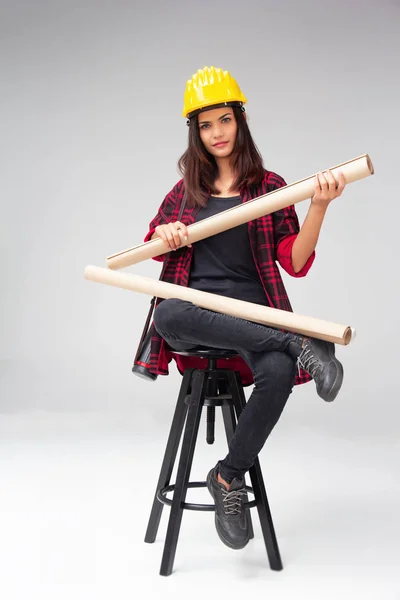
[143, 170, 315, 387]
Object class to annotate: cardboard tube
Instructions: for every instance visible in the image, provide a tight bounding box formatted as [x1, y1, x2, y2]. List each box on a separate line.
[106, 153, 374, 270]
[84, 265, 354, 345]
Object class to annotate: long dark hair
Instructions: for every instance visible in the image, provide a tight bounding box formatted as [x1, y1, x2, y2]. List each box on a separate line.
[177, 106, 265, 208]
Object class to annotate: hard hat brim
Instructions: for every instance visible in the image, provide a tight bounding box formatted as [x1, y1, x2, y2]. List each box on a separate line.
[185, 100, 245, 120]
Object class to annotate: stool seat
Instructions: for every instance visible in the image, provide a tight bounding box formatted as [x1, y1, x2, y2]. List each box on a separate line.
[169, 345, 239, 359]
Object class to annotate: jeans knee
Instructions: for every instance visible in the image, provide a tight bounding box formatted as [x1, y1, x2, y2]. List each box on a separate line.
[153, 298, 184, 334]
[253, 351, 296, 390]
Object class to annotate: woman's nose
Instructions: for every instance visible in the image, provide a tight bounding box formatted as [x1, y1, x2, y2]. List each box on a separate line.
[213, 126, 223, 139]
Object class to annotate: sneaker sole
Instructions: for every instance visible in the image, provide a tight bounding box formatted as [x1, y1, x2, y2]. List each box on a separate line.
[322, 359, 344, 402]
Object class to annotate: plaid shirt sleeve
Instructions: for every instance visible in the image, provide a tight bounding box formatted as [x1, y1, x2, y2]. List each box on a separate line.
[270, 174, 316, 278]
[143, 180, 183, 262]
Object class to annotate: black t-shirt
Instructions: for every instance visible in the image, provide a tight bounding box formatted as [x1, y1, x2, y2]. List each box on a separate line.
[188, 195, 269, 306]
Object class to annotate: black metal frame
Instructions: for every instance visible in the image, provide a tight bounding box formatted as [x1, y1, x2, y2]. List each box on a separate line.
[144, 352, 283, 576]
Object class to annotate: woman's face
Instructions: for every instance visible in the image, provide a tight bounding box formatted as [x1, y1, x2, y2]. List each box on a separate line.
[198, 107, 238, 158]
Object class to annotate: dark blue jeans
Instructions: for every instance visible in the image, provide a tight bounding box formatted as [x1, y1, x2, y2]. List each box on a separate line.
[153, 298, 300, 483]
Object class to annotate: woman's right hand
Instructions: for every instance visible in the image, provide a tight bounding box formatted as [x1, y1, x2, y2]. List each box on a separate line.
[153, 221, 192, 250]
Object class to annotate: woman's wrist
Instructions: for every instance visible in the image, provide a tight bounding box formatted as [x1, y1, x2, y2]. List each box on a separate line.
[309, 201, 328, 216]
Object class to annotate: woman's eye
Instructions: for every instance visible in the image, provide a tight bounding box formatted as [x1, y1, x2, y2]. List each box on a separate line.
[200, 118, 230, 130]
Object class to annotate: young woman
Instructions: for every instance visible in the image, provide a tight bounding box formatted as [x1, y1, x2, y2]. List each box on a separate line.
[144, 66, 346, 551]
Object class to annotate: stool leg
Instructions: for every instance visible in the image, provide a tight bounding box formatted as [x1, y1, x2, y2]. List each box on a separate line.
[144, 369, 193, 544]
[160, 370, 206, 576]
[248, 459, 283, 570]
[220, 384, 254, 540]
[218, 376, 236, 440]
[220, 404, 236, 440]
[228, 371, 283, 571]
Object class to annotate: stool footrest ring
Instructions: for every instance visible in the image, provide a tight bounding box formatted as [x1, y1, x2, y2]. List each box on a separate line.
[157, 481, 257, 511]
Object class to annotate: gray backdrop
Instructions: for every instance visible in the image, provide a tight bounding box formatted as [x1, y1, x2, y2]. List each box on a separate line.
[1, 0, 399, 439]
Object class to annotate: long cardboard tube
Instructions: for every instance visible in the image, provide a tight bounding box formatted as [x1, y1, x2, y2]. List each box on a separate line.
[106, 153, 374, 270]
[84, 266, 354, 345]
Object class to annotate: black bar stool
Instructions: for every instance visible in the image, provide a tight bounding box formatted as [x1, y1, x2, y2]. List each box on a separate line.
[144, 347, 283, 576]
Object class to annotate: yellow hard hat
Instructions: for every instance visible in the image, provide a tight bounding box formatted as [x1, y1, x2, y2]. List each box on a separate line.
[182, 65, 247, 119]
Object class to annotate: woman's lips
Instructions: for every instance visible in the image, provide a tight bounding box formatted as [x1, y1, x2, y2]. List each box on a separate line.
[213, 142, 228, 148]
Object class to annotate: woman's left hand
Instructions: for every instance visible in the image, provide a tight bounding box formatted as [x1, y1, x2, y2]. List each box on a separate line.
[311, 169, 346, 209]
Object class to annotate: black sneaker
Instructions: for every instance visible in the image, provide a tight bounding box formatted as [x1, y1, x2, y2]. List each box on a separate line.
[297, 338, 344, 402]
[206, 465, 250, 550]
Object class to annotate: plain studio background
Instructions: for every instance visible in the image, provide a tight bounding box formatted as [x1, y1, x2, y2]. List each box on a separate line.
[1, 0, 399, 598]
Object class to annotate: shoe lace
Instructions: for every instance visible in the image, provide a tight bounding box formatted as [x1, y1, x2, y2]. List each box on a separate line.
[297, 346, 321, 378]
[221, 487, 247, 515]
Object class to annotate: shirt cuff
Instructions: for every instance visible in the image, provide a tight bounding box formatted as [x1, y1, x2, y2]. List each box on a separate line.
[276, 234, 315, 277]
